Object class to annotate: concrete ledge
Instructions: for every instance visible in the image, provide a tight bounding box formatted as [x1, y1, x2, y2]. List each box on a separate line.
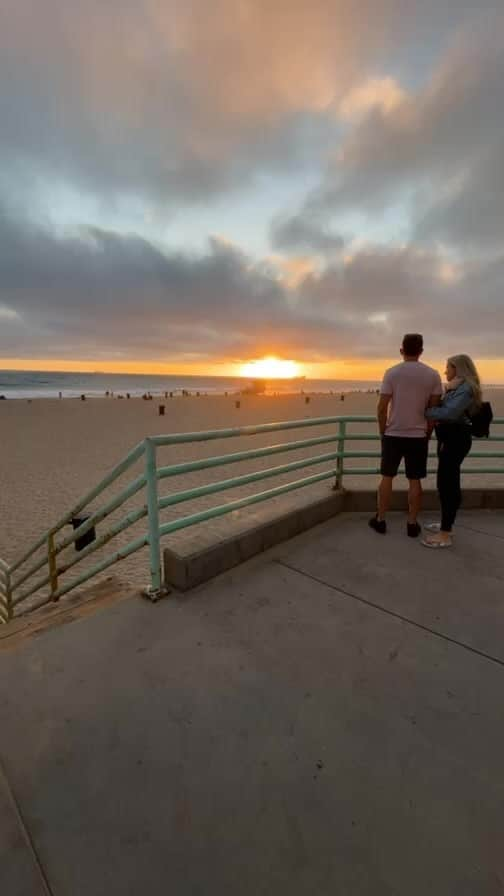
[163, 487, 504, 591]
[164, 490, 344, 591]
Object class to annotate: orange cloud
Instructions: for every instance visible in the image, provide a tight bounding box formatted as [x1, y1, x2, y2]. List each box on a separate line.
[2, 1, 403, 168]
[269, 254, 319, 288]
[338, 77, 407, 122]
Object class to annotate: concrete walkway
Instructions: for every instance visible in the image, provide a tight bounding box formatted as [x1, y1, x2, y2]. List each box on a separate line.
[1, 511, 504, 895]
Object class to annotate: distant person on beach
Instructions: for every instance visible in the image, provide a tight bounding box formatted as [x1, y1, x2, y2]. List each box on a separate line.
[422, 355, 482, 549]
[369, 333, 442, 537]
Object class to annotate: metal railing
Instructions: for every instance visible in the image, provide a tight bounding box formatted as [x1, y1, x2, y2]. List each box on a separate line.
[1, 415, 503, 623]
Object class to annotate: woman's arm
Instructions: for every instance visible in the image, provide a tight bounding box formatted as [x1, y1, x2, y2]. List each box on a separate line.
[425, 387, 473, 422]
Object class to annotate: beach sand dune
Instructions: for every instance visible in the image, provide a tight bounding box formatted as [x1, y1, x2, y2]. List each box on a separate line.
[1, 390, 503, 606]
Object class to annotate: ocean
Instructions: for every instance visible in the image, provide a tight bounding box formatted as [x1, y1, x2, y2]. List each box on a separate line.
[0, 370, 381, 400]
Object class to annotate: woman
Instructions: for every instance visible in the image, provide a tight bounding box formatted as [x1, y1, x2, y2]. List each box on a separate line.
[422, 354, 482, 548]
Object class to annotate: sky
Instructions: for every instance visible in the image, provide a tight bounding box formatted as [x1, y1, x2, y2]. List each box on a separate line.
[1, 1, 504, 380]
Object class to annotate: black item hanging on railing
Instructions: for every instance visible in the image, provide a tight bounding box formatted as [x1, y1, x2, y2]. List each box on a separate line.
[71, 515, 96, 551]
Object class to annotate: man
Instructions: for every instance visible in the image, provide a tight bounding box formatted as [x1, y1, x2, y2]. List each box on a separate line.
[369, 333, 442, 536]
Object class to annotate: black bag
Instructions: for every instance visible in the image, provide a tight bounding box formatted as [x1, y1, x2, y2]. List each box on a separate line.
[469, 401, 493, 438]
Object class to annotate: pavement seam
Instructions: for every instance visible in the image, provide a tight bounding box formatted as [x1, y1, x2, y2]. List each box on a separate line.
[0, 755, 54, 896]
[457, 523, 504, 541]
[276, 559, 504, 670]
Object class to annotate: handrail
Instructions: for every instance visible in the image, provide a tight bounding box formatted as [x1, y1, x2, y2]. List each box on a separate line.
[156, 433, 342, 480]
[159, 469, 338, 537]
[150, 415, 375, 447]
[158, 449, 342, 509]
[8, 441, 145, 576]
[1, 414, 503, 623]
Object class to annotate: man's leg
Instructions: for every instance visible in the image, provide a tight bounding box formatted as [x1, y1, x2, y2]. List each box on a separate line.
[407, 478, 422, 524]
[377, 476, 394, 521]
[370, 437, 400, 533]
[404, 438, 428, 531]
[377, 436, 401, 520]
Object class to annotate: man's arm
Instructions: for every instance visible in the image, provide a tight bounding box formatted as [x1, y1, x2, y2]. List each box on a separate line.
[377, 394, 391, 436]
[425, 392, 441, 437]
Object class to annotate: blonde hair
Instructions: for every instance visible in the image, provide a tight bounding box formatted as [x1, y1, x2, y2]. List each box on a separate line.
[448, 354, 482, 405]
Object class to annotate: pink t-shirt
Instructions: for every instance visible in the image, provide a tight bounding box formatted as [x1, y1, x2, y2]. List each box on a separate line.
[381, 361, 443, 437]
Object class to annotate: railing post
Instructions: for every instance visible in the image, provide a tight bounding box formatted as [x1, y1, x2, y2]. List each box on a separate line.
[144, 439, 169, 601]
[2, 569, 13, 623]
[333, 419, 347, 490]
[6, 570, 13, 621]
[48, 533, 59, 601]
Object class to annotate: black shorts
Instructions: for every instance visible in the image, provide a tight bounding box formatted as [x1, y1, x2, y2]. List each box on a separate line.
[380, 435, 428, 480]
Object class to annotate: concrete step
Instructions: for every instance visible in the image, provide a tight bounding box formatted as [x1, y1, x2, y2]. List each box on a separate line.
[0, 576, 139, 652]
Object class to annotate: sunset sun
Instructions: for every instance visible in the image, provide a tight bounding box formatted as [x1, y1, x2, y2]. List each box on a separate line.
[239, 357, 303, 379]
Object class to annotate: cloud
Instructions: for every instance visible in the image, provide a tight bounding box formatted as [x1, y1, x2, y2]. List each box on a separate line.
[338, 77, 407, 122]
[0, 1, 359, 204]
[2, 197, 504, 363]
[1, 2, 504, 369]
[270, 256, 320, 288]
[271, 213, 344, 253]
[294, 23, 504, 251]
[1, 1, 497, 206]
[297, 245, 504, 358]
[415, 146, 504, 250]
[0, 200, 290, 359]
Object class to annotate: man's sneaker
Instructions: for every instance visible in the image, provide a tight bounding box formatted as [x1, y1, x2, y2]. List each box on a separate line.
[407, 522, 421, 538]
[424, 522, 441, 533]
[369, 515, 387, 534]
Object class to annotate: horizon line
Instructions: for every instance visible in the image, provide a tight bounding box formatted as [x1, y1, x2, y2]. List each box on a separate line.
[0, 367, 383, 382]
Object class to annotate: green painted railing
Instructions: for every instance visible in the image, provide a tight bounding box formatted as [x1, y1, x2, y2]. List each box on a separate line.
[1, 415, 503, 623]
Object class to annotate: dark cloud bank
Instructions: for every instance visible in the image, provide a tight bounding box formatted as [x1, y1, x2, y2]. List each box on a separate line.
[2, 199, 504, 363]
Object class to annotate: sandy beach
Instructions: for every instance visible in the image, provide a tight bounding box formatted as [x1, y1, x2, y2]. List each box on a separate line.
[1, 390, 503, 602]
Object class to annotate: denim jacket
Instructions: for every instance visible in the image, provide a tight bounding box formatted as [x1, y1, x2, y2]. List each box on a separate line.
[425, 382, 474, 425]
